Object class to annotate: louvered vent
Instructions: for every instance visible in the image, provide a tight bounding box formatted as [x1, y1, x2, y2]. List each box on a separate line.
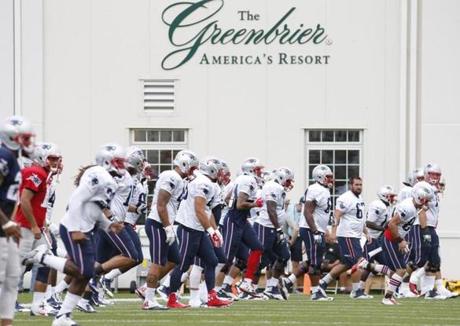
[143, 79, 175, 110]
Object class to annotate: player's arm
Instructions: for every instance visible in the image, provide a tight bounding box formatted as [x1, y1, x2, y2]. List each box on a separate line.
[224, 189, 232, 206]
[267, 200, 280, 229]
[236, 192, 259, 209]
[304, 200, 318, 232]
[0, 206, 21, 240]
[157, 189, 172, 227]
[209, 213, 218, 229]
[20, 188, 41, 239]
[331, 209, 344, 239]
[366, 220, 385, 231]
[388, 213, 408, 252]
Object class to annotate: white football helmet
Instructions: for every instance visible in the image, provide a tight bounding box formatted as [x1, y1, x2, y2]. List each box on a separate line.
[126, 146, 146, 173]
[33, 142, 63, 173]
[95, 143, 126, 174]
[241, 157, 264, 177]
[0, 115, 35, 153]
[274, 167, 295, 191]
[411, 181, 434, 206]
[173, 150, 199, 176]
[424, 163, 442, 186]
[312, 164, 333, 187]
[199, 157, 221, 180]
[218, 159, 231, 185]
[377, 185, 397, 204]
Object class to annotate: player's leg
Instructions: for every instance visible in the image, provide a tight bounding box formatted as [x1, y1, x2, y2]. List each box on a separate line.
[239, 221, 263, 294]
[0, 237, 21, 326]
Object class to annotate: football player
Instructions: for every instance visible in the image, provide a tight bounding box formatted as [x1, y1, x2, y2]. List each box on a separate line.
[142, 150, 198, 310]
[167, 158, 230, 308]
[220, 158, 265, 297]
[0, 116, 32, 325]
[16, 142, 62, 316]
[282, 164, 334, 301]
[23, 165, 123, 326]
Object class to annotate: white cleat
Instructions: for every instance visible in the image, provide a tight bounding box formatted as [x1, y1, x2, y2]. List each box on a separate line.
[52, 313, 79, 326]
[142, 300, 169, 310]
[437, 286, 459, 298]
[30, 302, 59, 316]
[76, 299, 96, 313]
[311, 290, 334, 301]
[237, 280, 258, 296]
[189, 299, 207, 308]
[425, 290, 447, 300]
[382, 297, 400, 305]
[352, 289, 374, 299]
[22, 244, 49, 266]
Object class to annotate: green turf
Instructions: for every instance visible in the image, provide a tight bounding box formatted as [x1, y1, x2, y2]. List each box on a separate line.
[15, 292, 460, 326]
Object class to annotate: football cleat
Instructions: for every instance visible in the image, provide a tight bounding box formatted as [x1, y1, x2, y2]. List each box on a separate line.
[217, 284, 238, 301]
[382, 297, 400, 305]
[311, 290, 334, 301]
[157, 285, 170, 300]
[278, 280, 290, 300]
[142, 300, 169, 310]
[264, 287, 285, 301]
[207, 290, 232, 307]
[30, 302, 59, 316]
[100, 277, 114, 298]
[47, 295, 62, 310]
[424, 290, 447, 300]
[167, 293, 189, 309]
[76, 300, 96, 313]
[352, 289, 373, 299]
[52, 313, 79, 326]
[22, 244, 49, 266]
[237, 280, 258, 296]
[15, 301, 31, 313]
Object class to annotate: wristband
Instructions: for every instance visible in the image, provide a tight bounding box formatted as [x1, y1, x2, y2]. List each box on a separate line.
[2, 221, 17, 230]
[206, 227, 214, 234]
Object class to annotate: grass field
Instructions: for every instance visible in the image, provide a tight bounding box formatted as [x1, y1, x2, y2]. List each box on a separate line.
[15, 292, 460, 326]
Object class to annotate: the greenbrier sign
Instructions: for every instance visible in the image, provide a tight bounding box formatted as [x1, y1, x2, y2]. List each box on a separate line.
[161, 0, 331, 70]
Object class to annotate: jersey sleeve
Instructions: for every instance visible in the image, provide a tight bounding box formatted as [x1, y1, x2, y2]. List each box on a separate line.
[366, 201, 383, 223]
[191, 180, 212, 199]
[263, 184, 279, 203]
[21, 168, 45, 193]
[335, 194, 350, 212]
[305, 186, 319, 203]
[238, 177, 256, 196]
[158, 173, 180, 195]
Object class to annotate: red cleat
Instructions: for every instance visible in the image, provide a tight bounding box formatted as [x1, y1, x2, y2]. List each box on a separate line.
[167, 293, 190, 309]
[409, 282, 420, 296]
[207, 289, 232, 307]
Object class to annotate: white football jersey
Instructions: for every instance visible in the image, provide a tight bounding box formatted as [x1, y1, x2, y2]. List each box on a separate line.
[398, 185, 412, 202]
[229, 174, 258, 203]
[125, 177, 147, 226]
[148, 170, 185, 225]
[336, 191, 366, 238]
[391, 197, 418, 238]
[109, 170, 133, 221]
[61, 166, 114, 233]
[42, 176, 58, 223]
[299, 182, 332, 233]
[414, 184, 439, 227]
[366, 199, 390, 239]
[257, 180, 286, 228]
[175, 173, 219, 231]
[211, 183, 223, 209]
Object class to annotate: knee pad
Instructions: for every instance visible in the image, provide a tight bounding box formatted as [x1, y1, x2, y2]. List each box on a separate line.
[35, 266, 50, 284]
[235, 258, 247, 271]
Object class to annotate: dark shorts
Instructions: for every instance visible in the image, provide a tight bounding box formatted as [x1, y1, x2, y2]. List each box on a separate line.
[381, 236, 406, 271]
[145, 219, 180, 266]
[290, 237, 303, 262]
[96, 226, 140, 264]
[408, 225, 440, 268]
[299, 228, 325, 268]
[222, 214, 263, 264]
[253, 223, 290, 267]
[124, 222, 144, 263]
[363, 238, 384, 263]
[60, 225, 95, 279]
[337, 236, 363, 268]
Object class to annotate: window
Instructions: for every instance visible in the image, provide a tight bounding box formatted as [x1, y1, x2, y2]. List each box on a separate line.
[131, 128, 188, 223]
[306, 129, 363, 219]
[143, 79, 175, 110]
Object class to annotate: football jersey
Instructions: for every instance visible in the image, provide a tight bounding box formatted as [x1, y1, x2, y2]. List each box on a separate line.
[219, 181, 234, 226]
[0, 147, 21, 237]
[43, 174, 58, 223]
[299, 182, 332, 233]
[15, 165, 49, 229]
[414, 184, 439, 227]
[385, 197, 418, 240]
[60, 166, 116, 233]
[336, 191, 365, 238]
[175, 173, 218, 231]
[257, 180, 287, 228]
[226, 174, 259, 222]
[365, 199, 390, 239]
[148, 170, 185, 225]
[125, 177, 147, 226]
[109, 170, 134, 221]
[398, 185, 412, 202]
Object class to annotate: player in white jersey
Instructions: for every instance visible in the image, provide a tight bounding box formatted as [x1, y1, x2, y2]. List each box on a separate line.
[281, 164, 333, 301]
[167, 158, 231, 308]
[23, 165, 123, 326]
[100, 147, 149, 295]
[377, 181, 434, 305]
[254, 167, 296, 300]
[356, 185, 397, 298]
[398, 168, 424, 201]
[142, 150, 199, 310]
[316, 176, 367, 300]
